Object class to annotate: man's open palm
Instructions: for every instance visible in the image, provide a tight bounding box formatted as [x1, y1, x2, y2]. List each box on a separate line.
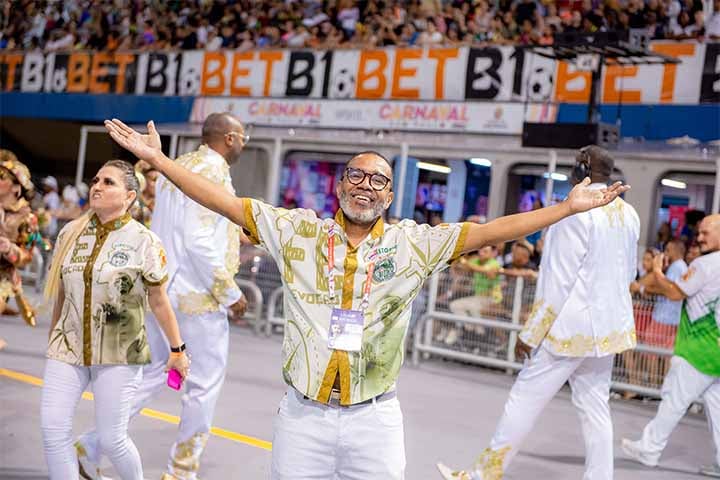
[568, 177, 631, 214]
[105, 119, 162, 165]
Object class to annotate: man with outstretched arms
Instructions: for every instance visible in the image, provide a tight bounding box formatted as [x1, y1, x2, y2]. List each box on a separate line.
[105, 118, 629, 480]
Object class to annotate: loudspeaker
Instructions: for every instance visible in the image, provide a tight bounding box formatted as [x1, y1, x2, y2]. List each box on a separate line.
[521, 122, 619, 149]
[553, 30, 629, 46]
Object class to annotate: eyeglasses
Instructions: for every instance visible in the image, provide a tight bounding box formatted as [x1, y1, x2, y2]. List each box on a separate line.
[344, 167, 392, 191]
[226, 131, 250, 145]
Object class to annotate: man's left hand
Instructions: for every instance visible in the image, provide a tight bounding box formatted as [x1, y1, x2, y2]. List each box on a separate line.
[567, 178, 630, 214]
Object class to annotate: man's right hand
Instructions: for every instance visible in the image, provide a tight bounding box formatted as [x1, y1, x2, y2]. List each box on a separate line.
[229, 296, 248, 319]
[652, 253, 666, 274]
[514, 338, 533, 361]
[105, 119, 163, 166]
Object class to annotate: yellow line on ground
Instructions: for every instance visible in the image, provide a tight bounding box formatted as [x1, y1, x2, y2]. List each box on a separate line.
[0, 367, 272, 451]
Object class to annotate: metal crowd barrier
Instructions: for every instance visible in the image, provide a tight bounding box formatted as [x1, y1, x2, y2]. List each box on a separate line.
[235, 278, 264, 333]
[236, 244, 676, 399]
[411, 268, 675, 398]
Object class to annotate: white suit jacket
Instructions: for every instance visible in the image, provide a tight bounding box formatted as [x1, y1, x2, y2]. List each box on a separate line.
[152, 145, 242, 316]
[519, 186, 640, 357]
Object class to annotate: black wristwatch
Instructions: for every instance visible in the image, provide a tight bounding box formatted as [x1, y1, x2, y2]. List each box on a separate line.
[170, 343, 186, 353]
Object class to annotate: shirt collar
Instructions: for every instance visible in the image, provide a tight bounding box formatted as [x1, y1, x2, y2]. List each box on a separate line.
[334, 209, 385, 242]
[200, 144, 227, 163]
[91, 212, 132, 232]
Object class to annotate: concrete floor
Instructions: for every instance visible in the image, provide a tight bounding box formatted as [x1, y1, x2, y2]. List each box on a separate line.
[0, 296, 713, 480]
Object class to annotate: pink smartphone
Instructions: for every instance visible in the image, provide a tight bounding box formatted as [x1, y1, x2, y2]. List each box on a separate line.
[167, 369, 183, 390]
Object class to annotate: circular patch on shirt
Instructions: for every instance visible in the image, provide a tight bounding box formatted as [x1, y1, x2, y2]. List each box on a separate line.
[110, 251, 129, 267]
[373, 258, 396, 283]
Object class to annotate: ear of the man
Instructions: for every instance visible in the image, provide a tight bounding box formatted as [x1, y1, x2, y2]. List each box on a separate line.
[385, 191, 394, 209]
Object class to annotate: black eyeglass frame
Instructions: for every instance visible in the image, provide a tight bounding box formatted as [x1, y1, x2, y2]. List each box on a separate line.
[344, 167, 392, 191]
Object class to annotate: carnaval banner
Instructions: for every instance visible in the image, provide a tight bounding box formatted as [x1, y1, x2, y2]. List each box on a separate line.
[0, 42, 717, 104]
[190, 97, 545, 134]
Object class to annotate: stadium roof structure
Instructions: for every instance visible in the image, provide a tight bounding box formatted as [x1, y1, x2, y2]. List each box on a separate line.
[526, 41, 681, 66]
[524, 31, 681, 124]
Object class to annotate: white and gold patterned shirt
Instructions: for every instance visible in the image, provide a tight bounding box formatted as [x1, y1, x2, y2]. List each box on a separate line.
[244, 199, 468, 405]
[519, 187, 640, 357]
[153, 145, 242, 315]
[47, 213, 168, 366]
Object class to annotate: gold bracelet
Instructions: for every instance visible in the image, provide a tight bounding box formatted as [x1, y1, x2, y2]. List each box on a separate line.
[169, 351, 185, 358]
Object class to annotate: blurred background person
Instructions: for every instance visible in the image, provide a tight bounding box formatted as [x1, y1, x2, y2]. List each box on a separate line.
[0, 150, 40, 348]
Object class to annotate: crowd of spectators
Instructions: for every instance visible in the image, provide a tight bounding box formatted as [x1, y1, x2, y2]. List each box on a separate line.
[2, 0, 718, 53]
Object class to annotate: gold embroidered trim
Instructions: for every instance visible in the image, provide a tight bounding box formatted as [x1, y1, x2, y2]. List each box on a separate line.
[602, 198, 626, 228]
[449, 222, 471, 262]
[82, 220, 112, 365]
[474, 446, 511, 480]
[545, 328, 637, 356]
[317, 350, 339, 403]
[177, 292, 218, 315]
[446, 470, 472, 480]
[210, 269, 237, 305]
[226, 222, 241, 276]
[243, 199, 260, 244]
[163, 146, 227, 193]
[520, 301, 557, 347]
[170, 432, 209, 476]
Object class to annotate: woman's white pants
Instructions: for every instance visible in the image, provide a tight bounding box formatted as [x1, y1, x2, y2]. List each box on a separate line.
[41, 358, 143, 480]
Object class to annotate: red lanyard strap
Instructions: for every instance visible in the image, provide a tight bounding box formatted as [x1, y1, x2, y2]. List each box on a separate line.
[328, 223, 336, 301]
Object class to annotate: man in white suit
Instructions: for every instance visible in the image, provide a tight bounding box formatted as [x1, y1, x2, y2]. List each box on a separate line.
[438, 146, 640, 480]
[76, 113, 248, 480]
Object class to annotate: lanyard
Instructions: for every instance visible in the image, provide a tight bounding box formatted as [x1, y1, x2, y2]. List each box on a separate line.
[326, 222, 376, 311]
[327, 223, 336, 301]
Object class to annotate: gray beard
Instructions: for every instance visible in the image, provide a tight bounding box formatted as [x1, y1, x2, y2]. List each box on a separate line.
[339, 190, 384, 225]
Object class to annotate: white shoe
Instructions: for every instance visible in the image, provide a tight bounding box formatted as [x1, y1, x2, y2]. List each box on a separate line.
[621, 438, 659, 467]
[436, 462, 478, 480]
[700, 463, 720, 478]
[76, 441, 109, 480]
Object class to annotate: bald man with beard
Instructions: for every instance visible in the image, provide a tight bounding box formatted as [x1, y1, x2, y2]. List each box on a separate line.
[623, 214, 720, 478]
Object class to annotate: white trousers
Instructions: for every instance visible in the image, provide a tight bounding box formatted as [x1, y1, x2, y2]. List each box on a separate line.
[78, 310, 229, 480]
[41, 358, 143, 480]
[271, 389, 406, 480]
[478, 346, 614, 480]
[637, 355, 720, 465]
